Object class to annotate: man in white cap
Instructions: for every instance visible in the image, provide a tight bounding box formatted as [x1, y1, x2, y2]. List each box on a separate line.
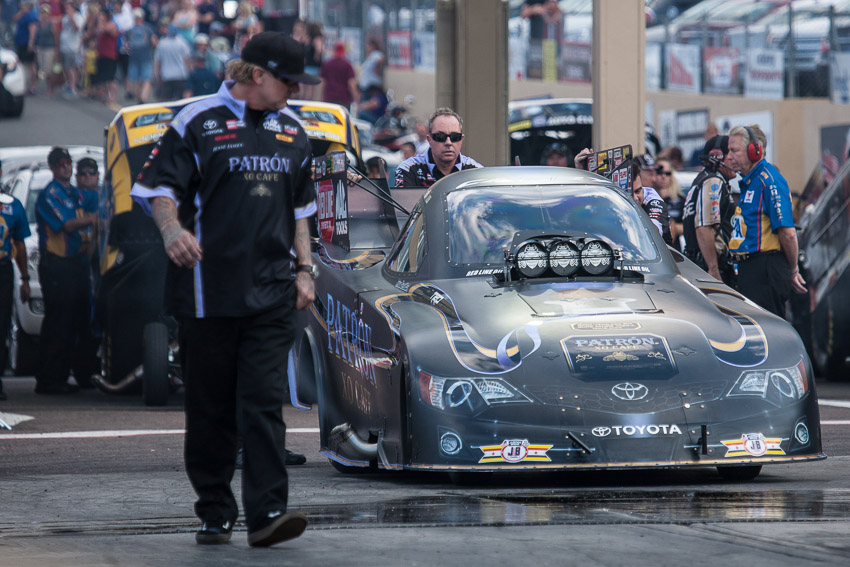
[130, 32, 321, 548]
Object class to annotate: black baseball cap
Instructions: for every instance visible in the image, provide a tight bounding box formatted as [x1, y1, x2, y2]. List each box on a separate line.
[240, 32, 321, 85]
[702, 135, 729, 158]
[76, 157, 99, 173]
[47, 147, 72, 167]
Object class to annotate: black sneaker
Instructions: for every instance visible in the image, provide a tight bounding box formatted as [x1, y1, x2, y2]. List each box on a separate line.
[196, 519, 233, 545]
[247, 511, 307, 547]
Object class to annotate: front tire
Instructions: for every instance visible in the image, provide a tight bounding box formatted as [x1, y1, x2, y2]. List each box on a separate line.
[142, 321, 169, 406]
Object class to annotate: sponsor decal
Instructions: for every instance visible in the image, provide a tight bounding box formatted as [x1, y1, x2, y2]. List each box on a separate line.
[465, 269, 500, 276]
[263, 119, 282, 133]
[214, 133, 237, 142]
[202, 128, 224, 136]
[276, 134, 295, 143]
[571, 322, 641, 331]
[133, 132, 164, 145]
[610, 382, 649, 401]
[203, 119, 217, 130]
[308, 129, 343, 142]
[430, 292, 445, 305]
[249, 183, 272, 197]
[226, 119, 245, 130]
[228, 155, 290, 173]
[1, 204, 13, 214]
[478, 439, 552, 463]
[743, 190, 754, 204]
[591, 424, 682, 437]
[325, 292, 377, 385]
[721, 433, 785, 457]
[561, 334, 676, 378]
[284, 124, 298, 135]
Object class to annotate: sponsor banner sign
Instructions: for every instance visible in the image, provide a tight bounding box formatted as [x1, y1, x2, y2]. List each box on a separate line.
[716, 110, 774, 164]
[646, 42, 662, 91]
[560, 334, 676, 378]
[560, 41, 591, 83]
[703, 46, 740, 95]
[313, 152, 349, 250]
[830, 52, 850, 105]
[412, 31, 435, 71]
[665, 43, 701, 94]
[676, 109, 710, 168]
[387, 30, 413, 69]
[744, 48, 784, 100]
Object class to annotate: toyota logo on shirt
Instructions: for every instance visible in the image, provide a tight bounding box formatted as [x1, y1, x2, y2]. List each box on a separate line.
[611, 382, 649, 401]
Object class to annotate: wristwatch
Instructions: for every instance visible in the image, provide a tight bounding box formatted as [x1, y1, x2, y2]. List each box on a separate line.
[295, 264, 318, 279]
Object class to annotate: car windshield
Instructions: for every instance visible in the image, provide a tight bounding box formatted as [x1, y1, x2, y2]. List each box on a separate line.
[446, 185, 659, 265]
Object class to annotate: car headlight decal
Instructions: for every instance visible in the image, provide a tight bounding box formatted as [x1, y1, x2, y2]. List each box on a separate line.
[728, 360, 809, 402]
[418, 371, 530, 411]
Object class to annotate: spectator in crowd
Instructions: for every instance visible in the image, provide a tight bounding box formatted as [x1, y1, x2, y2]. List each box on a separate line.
[689, 122, 719, 167]
[320, 41, 357, 108]
[172, 0, 197, 46]
[520, 0, 562, 79]
[636, 153, 659, 186]
[125, 7, 155, 103]
[658, 145, 684, 171]
[184, 52, 219, 97]
[655, 157, 684, 248]
[0, 159, 31, 401]
[130, 32, 316, 547]
[112, 1, 134, 101]
[400, 141, 416, 161]
[154, 23, 191, 101]
[58, 1, 84, 98]
[395, 107, 483, 188]
[34, 147, 98, 395]
[94, 7, 119, 109]
[208, 34, 231, 78]
[727, 124, 806, 317]
[358, 37, 384, 94]
[357, 85, 387, 124]
[301, 21, 323, 100]
[682, 135, 737, 286]
[542, 142, 572, 167]
[196, 0, 217, 35]
[35, 4, 57, 96]
[13, 1, 39, 93]
[233, 1, 259, 54]
[193, 33, 222, 79]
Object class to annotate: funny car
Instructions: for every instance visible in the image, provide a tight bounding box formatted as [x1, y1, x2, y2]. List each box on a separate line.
[291, 162, 824, 480]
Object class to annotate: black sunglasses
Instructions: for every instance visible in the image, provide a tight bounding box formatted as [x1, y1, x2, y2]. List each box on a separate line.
[659, 171, 672, 176]
[430, 131, 463, 143]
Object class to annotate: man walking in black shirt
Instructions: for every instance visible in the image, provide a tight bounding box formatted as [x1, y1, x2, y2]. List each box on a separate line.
[131, 32, 319, 548]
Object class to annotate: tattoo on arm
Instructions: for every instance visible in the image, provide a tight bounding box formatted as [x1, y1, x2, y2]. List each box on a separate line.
[293, 218, 311, 264]
[152, 197, 184, 248]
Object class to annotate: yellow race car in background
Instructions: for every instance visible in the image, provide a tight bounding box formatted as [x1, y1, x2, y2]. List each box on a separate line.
[96, 97, 363, 405]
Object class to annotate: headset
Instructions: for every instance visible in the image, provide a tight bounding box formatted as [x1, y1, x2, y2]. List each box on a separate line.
[744, 125, 763, 163]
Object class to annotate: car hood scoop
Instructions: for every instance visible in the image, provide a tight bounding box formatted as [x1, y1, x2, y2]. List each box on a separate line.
[516, 282, 659, 317]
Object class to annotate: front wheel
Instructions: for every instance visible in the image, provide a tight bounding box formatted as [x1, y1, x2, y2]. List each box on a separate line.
[142, 321, 169, 406]
[716, 465, 762, 481]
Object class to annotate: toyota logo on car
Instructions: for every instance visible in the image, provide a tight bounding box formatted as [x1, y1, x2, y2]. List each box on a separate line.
[611, 382, 649, 401]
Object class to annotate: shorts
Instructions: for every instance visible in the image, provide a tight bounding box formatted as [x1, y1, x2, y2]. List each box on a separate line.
[60, 50, 81, 69]
[15, 45, 35, 63]
[127, 61, 152, 82]
[93, 57, 117, 85]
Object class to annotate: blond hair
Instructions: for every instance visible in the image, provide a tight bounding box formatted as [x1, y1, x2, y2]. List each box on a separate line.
[226, 59, 262, 84]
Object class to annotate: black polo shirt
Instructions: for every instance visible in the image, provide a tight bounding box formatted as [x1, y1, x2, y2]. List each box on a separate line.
[131, 81, 317, 318]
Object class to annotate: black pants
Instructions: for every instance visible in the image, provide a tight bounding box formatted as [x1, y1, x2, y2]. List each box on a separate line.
[179, 295, 295, 532]
[736, 252, 791, 318]
[36, 253, 99, 387]
[0, 261, 12, 387]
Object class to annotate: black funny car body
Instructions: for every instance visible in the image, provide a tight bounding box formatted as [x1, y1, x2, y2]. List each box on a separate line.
[291, 163, 824, 479]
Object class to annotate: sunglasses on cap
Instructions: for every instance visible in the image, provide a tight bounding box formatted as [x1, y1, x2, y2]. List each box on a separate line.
[430, 132, 463, 143]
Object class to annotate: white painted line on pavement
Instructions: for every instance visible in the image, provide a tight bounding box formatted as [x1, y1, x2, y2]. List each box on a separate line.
[0, 427, 321, 440]
[822, 420, 850, 426]
[819, 399, 850, 409]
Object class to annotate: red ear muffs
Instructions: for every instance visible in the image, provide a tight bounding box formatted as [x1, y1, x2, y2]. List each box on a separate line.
[744, 126, 763, 162]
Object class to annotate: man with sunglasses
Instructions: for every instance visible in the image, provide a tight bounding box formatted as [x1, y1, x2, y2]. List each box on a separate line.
[131, 32, 317, 548]
[394, 107, 482, 188]
[34, 147, 98, 395]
